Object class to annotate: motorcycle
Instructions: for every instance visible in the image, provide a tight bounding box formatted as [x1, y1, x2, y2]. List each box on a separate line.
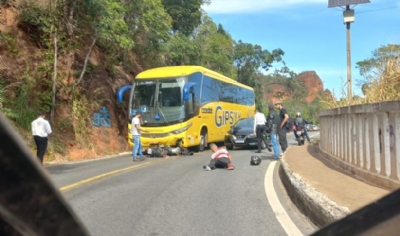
[295, 127, 305, 146]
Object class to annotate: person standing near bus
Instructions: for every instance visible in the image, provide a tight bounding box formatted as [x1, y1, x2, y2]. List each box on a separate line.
[31, 111, 52, 165]
[266, 104, 281, 159]
[131, 111, 148, 162]
[275, 100, 289, 153]
[254, 107, 267, 153]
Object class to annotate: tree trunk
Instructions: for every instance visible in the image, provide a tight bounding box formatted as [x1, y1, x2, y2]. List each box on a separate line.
[72, 37, 97, 90]
[66, 1, 75, 36]
[51, 29, 58, 123]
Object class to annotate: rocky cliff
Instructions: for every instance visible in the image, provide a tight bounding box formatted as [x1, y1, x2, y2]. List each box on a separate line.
[297, 71, 324, 103]
[265, 70, 328, 104]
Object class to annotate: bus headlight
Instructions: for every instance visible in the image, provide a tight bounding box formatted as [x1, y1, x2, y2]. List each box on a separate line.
[170, 123, 192, 135]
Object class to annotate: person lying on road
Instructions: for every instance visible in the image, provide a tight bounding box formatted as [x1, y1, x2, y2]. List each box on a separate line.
[203, 143, 234, 171]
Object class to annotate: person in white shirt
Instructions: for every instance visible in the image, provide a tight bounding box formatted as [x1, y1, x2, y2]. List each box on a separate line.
[131, 111, 148, 162]
[253, 107, 267, 153]
[31, 111, 52, 164]
[203, 143, 234, 171]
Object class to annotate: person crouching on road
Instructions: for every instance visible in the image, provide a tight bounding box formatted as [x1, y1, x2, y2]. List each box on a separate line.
[203, 143, 234, 171]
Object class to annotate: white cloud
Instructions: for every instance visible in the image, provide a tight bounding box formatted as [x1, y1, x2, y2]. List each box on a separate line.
[203, 0, 327, 14]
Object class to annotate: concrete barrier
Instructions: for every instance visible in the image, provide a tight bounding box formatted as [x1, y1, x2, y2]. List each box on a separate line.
[279, 158, 350, 228]
[319, 101, 400, 190]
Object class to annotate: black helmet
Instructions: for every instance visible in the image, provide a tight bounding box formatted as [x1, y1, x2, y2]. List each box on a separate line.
[250, 156, 262, 165]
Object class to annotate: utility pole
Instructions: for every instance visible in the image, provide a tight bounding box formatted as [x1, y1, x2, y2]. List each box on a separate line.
[328, 0, 370, 104]
[346, 5, 352, 103]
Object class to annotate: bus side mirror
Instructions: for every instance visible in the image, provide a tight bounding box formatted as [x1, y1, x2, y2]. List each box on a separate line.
[182, 82, 196, 101]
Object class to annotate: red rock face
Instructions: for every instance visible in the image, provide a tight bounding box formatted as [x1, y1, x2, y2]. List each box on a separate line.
[262, 71, 325, 104]
[297, 71, 324, 103]
[263, 84, 289, 105]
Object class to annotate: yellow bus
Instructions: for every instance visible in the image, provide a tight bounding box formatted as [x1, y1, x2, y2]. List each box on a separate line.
[127, 66, 255, 152]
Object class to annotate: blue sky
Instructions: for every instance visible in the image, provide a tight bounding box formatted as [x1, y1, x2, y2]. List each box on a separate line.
[203, 0, 400, 98]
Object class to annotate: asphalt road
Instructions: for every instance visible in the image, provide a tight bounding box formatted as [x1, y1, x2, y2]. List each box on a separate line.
[46, 132, 319, 236]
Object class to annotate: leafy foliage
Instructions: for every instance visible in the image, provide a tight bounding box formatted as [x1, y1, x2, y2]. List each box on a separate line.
[232, 40, 285, 110]
[162, 0, 210, 36]
[321, 44, 400, 109]
[192, 17, 235, 77]
[164, 33, 201, 65]
[94, 0, 134, 50]
[356, 44, 400, 102]
[234, 40, 284, 87]
[18, 3, 55, 48]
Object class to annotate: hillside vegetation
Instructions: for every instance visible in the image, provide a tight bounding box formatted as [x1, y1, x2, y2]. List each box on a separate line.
[321, 44, 400, 108]
[0, 0, 329, 162]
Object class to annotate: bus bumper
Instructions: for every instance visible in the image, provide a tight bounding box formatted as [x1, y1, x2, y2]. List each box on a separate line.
[128, 135, 188, 148]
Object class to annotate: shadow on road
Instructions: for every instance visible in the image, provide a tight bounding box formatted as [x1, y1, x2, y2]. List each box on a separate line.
[45, 164, 79, 175]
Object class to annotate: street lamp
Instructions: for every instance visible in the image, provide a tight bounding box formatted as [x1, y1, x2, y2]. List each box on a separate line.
[328, 0, 371, 103]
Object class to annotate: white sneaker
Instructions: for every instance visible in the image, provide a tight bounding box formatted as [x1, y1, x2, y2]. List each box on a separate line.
[203, 165, 211, 171]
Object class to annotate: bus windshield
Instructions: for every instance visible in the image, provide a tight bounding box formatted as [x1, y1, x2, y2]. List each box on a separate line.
[131, 77, 186, 126]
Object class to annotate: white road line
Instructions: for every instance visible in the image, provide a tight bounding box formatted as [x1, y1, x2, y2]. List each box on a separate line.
[265, 161, 303, 236]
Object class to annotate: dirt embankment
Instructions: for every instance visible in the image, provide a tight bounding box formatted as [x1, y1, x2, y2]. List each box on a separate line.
[0, 6, 135, 162]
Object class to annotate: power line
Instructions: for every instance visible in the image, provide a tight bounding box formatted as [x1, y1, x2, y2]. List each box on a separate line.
[333, 5, 400, 14]
[356, 6, 400, 14]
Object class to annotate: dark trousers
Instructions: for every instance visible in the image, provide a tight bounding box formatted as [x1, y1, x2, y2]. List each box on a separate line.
[33, 136, 48, 164]
[278, 128, 288, 152]
[208, 158, 230, 169]
[256, 125, 267, 152]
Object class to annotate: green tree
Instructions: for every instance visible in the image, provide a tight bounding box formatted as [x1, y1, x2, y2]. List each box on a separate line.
[127, 0, 172, 69]
[94, 0, 133, 50]
[164, 33, 201, 65]
[193, 16, 235, 77]
[162, 0, 210, 36]
[356, 44, 400, 102]
[233, 41, 284, 110]
[234, 40, 284, 87]
[356, 44, 400, 84]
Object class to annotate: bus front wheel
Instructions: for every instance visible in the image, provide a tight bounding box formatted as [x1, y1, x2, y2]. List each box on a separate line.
[195, 130, 208, 152]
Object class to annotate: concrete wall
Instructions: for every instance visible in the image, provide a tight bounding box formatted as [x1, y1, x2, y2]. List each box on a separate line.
[319, 101, 400, 190]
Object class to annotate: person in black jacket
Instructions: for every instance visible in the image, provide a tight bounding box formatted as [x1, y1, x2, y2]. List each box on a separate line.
[266, 104, 281, 159]
[275, 100, 289, 153]
[294, 112, 311, 142]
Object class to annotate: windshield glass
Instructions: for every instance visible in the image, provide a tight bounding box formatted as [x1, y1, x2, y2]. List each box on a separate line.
[131, 77, 186, 126]
[234, 118, 253, 128]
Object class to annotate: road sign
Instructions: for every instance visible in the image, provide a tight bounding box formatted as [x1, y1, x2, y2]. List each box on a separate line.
[328, 0, 370, 8]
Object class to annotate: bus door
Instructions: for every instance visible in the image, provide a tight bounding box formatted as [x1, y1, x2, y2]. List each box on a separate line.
[182, 82, 200, 146]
